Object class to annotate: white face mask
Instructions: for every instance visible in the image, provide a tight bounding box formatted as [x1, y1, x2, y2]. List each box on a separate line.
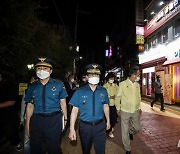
[71, 79, 75, 83]
[135, 76, 140, 82]
[108, 79, 114, 84]
[88, 77, 100, 85]
[36, 70, 50, 80]
[82, 78, 87, 82]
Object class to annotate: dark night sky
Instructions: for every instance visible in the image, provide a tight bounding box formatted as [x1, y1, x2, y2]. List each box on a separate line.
[38, 0, 137, 68]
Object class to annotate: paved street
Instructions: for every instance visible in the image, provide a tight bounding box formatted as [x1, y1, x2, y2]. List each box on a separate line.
[0, 101, 180, 154]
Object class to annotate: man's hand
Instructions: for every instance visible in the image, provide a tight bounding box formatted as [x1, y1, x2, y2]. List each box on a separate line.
[116, 110, 120, 117]
[69, 129, 76, 141]
[106, 121, 111, 130]
[20, 120, 24, 126]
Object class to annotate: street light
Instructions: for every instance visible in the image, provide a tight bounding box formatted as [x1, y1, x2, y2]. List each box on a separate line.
[73, 56, 83, 74]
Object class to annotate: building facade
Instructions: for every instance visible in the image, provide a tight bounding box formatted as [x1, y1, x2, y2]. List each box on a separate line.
[138, 0, 180, 104]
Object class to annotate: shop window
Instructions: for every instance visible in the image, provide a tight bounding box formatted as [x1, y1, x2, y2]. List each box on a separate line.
[175, 18, 180, 37]
[173, 65, 180, 100]
[163, 27, 168, 43]
[148, 38, 152, 49]
[152, 35, 157, 47]
[157, 31, 162, 43]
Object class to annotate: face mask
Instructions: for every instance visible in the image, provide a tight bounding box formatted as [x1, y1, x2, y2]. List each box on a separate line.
[108, 79, 114, 84]
[135, 76, 140, 82]
[82, 78, 87, 82]
[71, 79, 75, 83]
[36, 70, 50, 79]
[88, 77, 100, 85]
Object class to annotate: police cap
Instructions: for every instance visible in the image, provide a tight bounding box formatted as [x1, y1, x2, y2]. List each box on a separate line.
[35, 57, 53, 68]
[85, 63, 102, 75]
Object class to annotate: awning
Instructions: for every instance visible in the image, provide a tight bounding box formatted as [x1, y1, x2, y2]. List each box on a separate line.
[163, 58, 180, 66]
[139, 57, 167, 69]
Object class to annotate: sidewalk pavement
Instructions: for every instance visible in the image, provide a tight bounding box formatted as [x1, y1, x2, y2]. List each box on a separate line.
[142, 96, 180, 115]
[0, 101, 180, 154]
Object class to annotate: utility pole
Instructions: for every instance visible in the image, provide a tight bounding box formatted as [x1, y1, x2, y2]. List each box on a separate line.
[74, 2, 78, 46]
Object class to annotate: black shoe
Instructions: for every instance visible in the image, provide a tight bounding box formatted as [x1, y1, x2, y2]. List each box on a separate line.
[160, 109, 165, 112]
[126, 151, 131, 154]
[151, 103, 153, 107]
[129, 133, 133, 140]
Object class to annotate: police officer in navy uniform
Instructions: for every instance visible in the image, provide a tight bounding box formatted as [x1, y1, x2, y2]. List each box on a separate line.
[68, 63, 110, 154]
[25, 57, 68, 154]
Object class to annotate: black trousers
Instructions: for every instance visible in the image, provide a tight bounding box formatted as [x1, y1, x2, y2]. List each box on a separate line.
[79, 121, 106, 154]
[151, 93, 164, 110]
[30, 113, 62, 154]
[108, 105, 117, 132]
[0, 120, 21, 146]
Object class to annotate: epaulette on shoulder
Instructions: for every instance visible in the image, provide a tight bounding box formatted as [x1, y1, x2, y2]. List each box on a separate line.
[31, 80, 38, 85]
[78, 85, 86, 90]
[99, 85, 106, 90]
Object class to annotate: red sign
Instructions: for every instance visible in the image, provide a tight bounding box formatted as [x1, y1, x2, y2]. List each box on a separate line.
[144, 0, 180, 38]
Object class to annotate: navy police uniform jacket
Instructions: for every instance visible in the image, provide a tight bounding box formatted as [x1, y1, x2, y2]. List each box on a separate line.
[24, 78, 68, 114]
[69, 84, 109, 122]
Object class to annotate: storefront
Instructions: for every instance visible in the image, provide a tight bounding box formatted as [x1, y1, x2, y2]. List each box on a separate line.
[163, 37, 180, 103]
[139, 44, 167, 100]
[139, 37, 180, 104]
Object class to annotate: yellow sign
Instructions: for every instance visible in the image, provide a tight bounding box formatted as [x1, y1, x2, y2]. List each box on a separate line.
[19, 83, 28, 95]
[136, 34, 144, 44]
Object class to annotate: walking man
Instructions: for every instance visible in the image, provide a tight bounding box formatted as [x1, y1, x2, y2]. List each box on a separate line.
[115, 66, 141, 154]
[25, 57, 68, 154]
[68, 63, 110, 154]
[151, 75, 165, 111]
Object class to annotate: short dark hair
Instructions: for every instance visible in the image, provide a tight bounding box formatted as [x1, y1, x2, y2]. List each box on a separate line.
[128, 66, 139, 77]
[106, 72, 116, 80]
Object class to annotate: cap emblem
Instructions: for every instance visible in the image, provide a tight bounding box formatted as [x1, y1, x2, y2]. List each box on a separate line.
[38, 57, 46, 62]
[92, 64, 98, 69]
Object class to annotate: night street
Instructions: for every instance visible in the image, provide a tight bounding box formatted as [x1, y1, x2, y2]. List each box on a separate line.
[0, 0, 180, 154]
[1, 101, 179, 154]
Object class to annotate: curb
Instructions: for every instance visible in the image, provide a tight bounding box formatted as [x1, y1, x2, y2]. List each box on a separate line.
[142, 99, 180, 116]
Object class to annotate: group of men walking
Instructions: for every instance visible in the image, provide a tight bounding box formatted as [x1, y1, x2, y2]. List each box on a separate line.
[2, 56, 165, 154]
[19, 57, 142, 154]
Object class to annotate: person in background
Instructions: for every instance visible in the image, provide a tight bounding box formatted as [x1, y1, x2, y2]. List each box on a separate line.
[25, 57, 68, 154]
[151, 75, 165, 112]
[0, 69, 23, 152]
[20, 74, 38, 154]
[115, 66, 141, 154]
[103, 72, 118, 138]
[79, 74, 88, 87]
[63, 74, 77, 125]
[69, 63, 110, 154]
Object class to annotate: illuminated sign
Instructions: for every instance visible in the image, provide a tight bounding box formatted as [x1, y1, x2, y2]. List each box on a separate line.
[136, 34, 144, 44]
[139, 44, 166, 64]
[144, 0, 180, 37]
[105, 50, 109, 57]
[136, 26, 144, 35]
[166, 37, 180, 60]
[142, 67, 155, 73]
[105, 46, 113, 58]
[109, 46, 112, 58]
[138, 44, 144, 51]
[139, 37, 180, 64]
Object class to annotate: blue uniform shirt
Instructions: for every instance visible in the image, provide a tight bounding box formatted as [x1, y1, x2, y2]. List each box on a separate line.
[25, 78, 68, 114]
[69, 84, 109, 122]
